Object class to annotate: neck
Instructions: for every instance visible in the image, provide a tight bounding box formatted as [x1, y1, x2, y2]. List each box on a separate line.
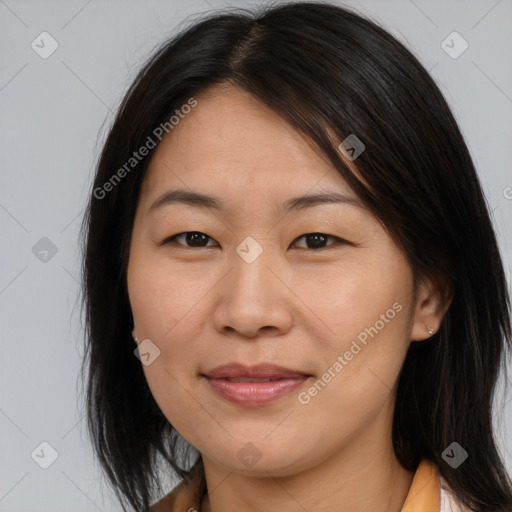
[200, 410, 414, 512]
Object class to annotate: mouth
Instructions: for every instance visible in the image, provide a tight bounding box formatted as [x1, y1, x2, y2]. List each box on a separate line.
[201, 363, 312, 406]
[220, 377, 290, 382]
[202, 362, 311, 379]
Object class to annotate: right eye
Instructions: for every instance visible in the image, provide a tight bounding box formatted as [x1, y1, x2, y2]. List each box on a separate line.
[160, 231, 218, 248]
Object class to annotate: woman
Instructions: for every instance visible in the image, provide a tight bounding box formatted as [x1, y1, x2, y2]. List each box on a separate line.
[80, 2, 512, 511]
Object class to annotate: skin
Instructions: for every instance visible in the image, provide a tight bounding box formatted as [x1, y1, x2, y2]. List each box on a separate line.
[127, 84, 452, 512]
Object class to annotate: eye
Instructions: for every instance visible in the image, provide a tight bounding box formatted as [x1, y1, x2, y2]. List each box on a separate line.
[291, 232, 345, 250]
[161, 231, 217, 248]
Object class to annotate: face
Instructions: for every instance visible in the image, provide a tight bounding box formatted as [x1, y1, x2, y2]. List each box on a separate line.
[127, 84, 434, 476]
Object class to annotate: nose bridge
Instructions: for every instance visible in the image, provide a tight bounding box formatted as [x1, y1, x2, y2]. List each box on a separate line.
[230, 235, 278, 300]
[212, 235, 292, 337]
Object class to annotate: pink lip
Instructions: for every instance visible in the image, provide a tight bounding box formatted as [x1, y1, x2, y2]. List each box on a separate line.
[201, 363, 312, 407]
[203, 362, 309, 379]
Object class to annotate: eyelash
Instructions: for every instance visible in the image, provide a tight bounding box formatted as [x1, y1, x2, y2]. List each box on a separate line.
[160, 231, 347, 251]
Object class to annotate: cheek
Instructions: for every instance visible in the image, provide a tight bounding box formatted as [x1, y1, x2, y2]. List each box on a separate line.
[296, 255, 413, 406]
[127, 248, 212, 423]
[128, 246, 214, 342]
[128, 260, 208, 438]
[289, 254, 411, 350]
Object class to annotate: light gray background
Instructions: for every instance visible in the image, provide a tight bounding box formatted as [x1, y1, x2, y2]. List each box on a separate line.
[1, 0, 511, 510]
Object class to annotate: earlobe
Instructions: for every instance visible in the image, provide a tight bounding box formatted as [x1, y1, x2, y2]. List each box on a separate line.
[410, 276, 453, 342]
[411, 321, 438, 342]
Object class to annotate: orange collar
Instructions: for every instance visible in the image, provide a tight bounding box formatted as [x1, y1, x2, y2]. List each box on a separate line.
[401, 459, 440, 512]
[150, 458, 441, 512]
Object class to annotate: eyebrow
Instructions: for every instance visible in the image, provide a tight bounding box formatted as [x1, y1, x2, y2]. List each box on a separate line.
[148, 188, 364, 215]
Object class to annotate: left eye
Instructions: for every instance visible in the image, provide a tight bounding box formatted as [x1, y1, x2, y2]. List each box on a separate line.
[161, 231, 344, 250]
[291, 232, 343, 250]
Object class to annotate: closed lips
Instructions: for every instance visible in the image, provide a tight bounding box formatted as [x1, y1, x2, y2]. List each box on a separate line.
[202, 363, 312, 380]
[222, 377, 299, 382]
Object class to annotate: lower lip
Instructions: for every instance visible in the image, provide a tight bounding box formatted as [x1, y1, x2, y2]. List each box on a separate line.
[203, 376, 310, 406]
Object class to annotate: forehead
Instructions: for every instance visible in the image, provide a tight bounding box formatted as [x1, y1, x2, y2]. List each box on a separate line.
[140, 85, 358, 212]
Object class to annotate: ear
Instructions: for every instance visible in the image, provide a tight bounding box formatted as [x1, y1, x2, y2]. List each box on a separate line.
[410, 275, 453, 342]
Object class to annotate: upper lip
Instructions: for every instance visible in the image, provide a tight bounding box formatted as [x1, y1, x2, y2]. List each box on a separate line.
[202, 363, 311, 379]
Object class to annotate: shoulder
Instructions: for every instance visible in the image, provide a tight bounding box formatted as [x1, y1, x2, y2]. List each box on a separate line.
[439, 475, 473, 512]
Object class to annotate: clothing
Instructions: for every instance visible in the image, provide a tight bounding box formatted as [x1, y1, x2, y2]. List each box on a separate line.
[150, 458, 470, 512]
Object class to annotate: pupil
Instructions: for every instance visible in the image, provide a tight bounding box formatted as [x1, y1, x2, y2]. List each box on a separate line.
[308, 233, 326, 248]
[188, 232, 207, 247]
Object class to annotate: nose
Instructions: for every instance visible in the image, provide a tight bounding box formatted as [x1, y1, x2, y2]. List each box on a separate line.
[212, 244, 293, 339]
